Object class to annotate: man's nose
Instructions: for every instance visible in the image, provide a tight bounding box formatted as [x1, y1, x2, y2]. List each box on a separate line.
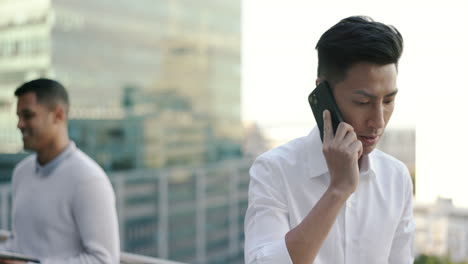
[368, 105, 385, 130]
[17, 118, 25, 130]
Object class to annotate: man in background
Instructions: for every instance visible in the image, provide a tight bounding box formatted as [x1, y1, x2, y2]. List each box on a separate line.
[0, 78, 120, 264]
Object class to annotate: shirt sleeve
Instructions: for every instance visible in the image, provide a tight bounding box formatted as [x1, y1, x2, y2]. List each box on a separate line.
[244, 157, 293, 264]
[388, 167, 415, 264]
[41, 176, 120, 264]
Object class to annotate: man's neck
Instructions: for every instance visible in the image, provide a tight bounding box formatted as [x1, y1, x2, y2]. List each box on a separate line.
[37, 136, 70, 166]
[358, 153, 368, 170]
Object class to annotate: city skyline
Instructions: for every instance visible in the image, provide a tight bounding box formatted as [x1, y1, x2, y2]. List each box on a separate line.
[0, 0, 245, 263]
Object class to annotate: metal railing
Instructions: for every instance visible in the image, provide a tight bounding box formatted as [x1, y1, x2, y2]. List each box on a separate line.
[120, 252, 186, 264]
[0, 230, 186, 264]
[0, 159, 251, 263]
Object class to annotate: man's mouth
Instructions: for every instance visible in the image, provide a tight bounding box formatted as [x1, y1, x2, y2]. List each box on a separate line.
[358, 135, 379, 146]
[21, 131, 30, 139]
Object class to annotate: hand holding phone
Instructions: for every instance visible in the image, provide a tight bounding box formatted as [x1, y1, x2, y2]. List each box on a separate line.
[309, 81, 363, 194]
[322, 110, 362, 195]
[308, 81, 344, 142]
[308, 81, 362, 195]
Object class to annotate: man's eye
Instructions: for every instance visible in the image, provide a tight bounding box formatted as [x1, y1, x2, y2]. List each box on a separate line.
[354, 101, 369, 106]
[22, 113, 34, 119]
[384, 100, 394, 105]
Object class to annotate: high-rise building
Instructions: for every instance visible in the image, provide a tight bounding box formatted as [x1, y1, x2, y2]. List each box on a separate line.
[0, 0, 52, 153]
[149, 0, 241, 148]
[0, 0, 242, 154]
[377, 128, 416, 192]
[112, 159, 250, 264]
[0, 1, 244, 263]
[414, 198, 468, 262]
[377, 128, 415, 172]
[69, 88, 215, 170]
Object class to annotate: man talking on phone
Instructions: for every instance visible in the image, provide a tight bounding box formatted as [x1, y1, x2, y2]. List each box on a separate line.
[244, 16, 414, 264]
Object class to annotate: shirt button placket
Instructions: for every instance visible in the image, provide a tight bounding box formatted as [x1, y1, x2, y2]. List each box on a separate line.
[345, 192, 357, 263]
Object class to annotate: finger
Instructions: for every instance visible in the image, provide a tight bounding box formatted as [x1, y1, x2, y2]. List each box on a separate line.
[322, 110, 333, 143]
[349, 140, 363, 158]
[341, 129, 357, 147]
[334, 122, 353, 141]
[357, 143, 363, 159]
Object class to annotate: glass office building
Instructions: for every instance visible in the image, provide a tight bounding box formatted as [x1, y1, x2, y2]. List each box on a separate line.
[0, 0, 245, 263]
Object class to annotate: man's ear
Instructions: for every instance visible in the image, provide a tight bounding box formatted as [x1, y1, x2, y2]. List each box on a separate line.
[52, 104, 66, 124]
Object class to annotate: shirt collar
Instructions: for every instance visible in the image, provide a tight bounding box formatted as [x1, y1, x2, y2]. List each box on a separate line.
[35, 141, 76, 176]
[307, 127, 329, 178]
[307, 127, 376, 180]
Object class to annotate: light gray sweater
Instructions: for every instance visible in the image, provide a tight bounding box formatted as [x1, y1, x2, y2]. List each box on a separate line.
[0, 142, 120, 263]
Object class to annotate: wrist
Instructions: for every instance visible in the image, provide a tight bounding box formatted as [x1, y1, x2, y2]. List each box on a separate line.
[327, 184, 354, 201]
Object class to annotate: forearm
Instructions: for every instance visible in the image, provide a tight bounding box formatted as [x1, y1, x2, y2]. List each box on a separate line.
[285, 187, 349, 264]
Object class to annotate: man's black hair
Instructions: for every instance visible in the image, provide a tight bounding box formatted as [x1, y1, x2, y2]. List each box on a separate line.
[15, 78, 70, 114]
[315, 16, 403, 84]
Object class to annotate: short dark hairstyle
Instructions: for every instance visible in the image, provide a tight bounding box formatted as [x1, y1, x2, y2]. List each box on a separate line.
[315, 16, 403, 84]
[14, 78, 70, 114]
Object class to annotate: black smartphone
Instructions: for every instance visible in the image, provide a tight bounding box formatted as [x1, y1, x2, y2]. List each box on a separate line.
[308, 81, 344, 142]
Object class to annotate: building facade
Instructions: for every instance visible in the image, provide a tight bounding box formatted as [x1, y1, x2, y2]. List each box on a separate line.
[0, 0, 52, 153]
[0, 1, 244, 263]
[414, 198, 468, 262]
[0, 0, 242, 154]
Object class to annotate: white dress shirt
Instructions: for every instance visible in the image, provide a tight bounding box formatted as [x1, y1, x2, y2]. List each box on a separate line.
[244, 127, 415, 264]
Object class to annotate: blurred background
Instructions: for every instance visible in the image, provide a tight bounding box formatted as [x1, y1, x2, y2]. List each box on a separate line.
[0, 0, 466, 263]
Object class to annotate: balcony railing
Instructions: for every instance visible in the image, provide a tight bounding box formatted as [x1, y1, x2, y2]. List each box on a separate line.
[0, 230, 185, 264]
[0, 159, 251, 263]
[121, 252, 186, 264]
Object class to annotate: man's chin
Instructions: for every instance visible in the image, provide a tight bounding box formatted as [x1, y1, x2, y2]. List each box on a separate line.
[362, 145, 377, 155]
[22, 142, 35, 152]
